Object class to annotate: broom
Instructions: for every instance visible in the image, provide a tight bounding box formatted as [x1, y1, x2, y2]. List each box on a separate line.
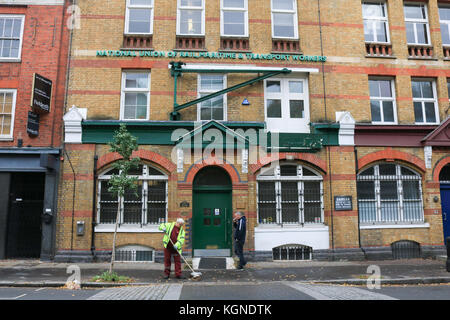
[167, 235, 202, 280]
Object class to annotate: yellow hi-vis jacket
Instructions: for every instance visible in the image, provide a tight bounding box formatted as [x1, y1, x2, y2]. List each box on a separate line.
[158, 222, 185, 253]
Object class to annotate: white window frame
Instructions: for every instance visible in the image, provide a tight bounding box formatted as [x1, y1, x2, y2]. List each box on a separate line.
[197, 74, 227, 121]
[257, 164, 324, 226]
[0, 89, 16, 140]
[177, 0, 205, 36]
[124, 0, 154, 35]
[264, 76, 310, 133]
[357, 163, 424, 225]
[271, 0, 299, 39]
[362, 1, 390, 44]
[97, 164, 168, 227]
[404, 3, 431, 45]
[439, 5, 450, 46]
[120, 71, 150, 121]
[369, 77, 397, 124]
[220, 0, 248, 37]
[411, 78, 439, 125]
[0, 15, 25, 61]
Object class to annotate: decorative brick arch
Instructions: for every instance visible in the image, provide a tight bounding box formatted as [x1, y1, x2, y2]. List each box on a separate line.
[358, 148, 426, 173]
[433, 155, 450, 182]
[249, 152, 327, 175]
[97, 149, 177, 175]
[183, 157, 242, 185]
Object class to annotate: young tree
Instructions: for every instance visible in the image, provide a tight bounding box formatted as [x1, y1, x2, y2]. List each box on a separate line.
[107, 124, 140, 274]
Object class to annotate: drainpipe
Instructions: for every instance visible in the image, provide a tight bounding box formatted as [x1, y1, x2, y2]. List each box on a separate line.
[63, 147, 76, 261]
[355, 148, 366, 258]
[91, 154, 98, 260]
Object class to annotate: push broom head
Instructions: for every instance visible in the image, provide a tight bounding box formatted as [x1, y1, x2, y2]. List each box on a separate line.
[190, 271, 202, 280]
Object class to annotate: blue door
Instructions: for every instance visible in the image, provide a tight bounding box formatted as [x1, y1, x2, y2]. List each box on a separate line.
[441, 184, 450, 243]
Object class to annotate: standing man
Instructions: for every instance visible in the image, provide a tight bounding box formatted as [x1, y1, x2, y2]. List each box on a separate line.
[159, 218, 186, 279]
[233, 211, 247, 269]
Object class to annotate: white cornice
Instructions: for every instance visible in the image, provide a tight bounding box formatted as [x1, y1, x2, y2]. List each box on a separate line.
[0, 0, 65, 5]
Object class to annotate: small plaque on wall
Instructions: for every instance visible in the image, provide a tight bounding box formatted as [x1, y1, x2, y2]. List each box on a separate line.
[180, 201, 190, 208]
[334, 196, 352, 211]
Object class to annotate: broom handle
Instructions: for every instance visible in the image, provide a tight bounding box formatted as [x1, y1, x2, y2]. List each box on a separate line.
[167, 234, 196, 273]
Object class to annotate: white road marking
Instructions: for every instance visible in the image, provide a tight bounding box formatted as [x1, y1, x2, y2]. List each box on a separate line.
[285, 282, 398, 300]
[0, 293, 27, 300]
[35, 288, 46, 292]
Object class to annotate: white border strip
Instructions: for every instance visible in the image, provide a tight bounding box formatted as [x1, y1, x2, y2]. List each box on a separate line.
[169, 63, 320, 74]
[360, 223, 430, 230]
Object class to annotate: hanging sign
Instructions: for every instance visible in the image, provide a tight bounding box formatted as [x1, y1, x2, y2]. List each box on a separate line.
[26, 111, 39, 136]
[31, 73, 52, 113]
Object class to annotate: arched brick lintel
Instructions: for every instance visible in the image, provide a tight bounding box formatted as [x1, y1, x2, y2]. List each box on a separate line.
[249, 152, 327, 175]
[358, 148, 426, 173]
[183, 157, 242, 185]
[96, 150, 177, 174]
[433, 156, 450, 182]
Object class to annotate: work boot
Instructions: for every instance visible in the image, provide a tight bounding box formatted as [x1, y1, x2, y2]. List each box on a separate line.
[175, 275, 186, 279]
[163, 275, 170, 279]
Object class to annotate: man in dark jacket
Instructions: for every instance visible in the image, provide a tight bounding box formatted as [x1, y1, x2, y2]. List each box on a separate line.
[233, 211, 247, 269]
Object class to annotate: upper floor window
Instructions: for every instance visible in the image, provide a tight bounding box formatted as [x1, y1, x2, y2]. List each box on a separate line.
[439, 6, 450, 46]
[177, 0, 205, 35]
[271, 0, 298, 39]
[221, 0, 248, 37]
[404, 3, 430, 45]
[369, 78, 397, 124]
[0, 15, 24, 59]
[357, 163, 424, 224]
[0, 89, 16, 139]
[120, 71, 150, 120]
[257, 164, 324, 225]
[264, 77, 309, 133]
[411, 79, 439, 124]
[125, 0, 154, 34]
[198, 74, 227, 121]
[362, 2, 390, 43]
[98, 164, 168, 225]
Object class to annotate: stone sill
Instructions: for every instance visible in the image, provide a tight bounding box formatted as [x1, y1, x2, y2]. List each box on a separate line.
[408, 57, 438, 61]
[0, 58, 21, 63]
[255, 225, 328, 232]
[172, 48, 208, 52]
[120, 47, 154, 51]
[218, 49, 252, 53]
[95, 224, 162, 233]
[365, 54, 396, 59]
[360, 223, 429, 230]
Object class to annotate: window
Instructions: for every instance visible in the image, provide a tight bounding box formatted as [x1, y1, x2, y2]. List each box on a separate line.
[120, 71, 150, 120]
[177, 0, 205, 35]
[0, 15, 24, 59]
[0, 89, 16, 139]
[439, 6, 450, 45]
[198, 74, 227, 121]
[369, 78, 397, 123]
[357, 163, 424, 224]
[221, 0, 248, 37]
[264, 77, 309, 133]
[404, 3, 430, 45]
[257, 164, 324, 225]
[411, 79, 439, 124]
[125, 0, 154, 34]
[271, 0, 298, 39]
[98, 164, 168, 225]
[362, 2, 390, 43]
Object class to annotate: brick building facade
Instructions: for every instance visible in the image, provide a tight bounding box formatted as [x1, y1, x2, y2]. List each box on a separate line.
[55, 0, 449, 263]
[0, 0, 70, 260]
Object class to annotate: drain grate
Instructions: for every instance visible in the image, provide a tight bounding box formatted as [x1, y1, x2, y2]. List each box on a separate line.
[198, 257, 227, 269]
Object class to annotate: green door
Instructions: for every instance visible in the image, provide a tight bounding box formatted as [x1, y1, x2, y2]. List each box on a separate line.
[192, 166, 232, 257]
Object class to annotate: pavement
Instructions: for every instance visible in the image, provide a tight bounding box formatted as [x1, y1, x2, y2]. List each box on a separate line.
[0, 256, 449, 288]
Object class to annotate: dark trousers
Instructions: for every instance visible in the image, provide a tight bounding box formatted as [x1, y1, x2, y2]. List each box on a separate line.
[234, 239, 246, 267]
[164, 247, 182, 277]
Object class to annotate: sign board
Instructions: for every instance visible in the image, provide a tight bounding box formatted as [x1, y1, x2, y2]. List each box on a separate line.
[214, 208, 220, 216]
[180, 201, 189, 208]
[26, 111, 39, 136]
[31, 73, 52, 113]
[334, 196, 352, 211]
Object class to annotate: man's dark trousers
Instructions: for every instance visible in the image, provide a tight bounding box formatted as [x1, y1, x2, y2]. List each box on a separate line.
[235, 239, 246, 268]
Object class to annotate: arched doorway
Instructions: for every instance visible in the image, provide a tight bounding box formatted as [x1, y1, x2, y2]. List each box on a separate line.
[440, 164, 450, 242]
[192, 166, 232, 257]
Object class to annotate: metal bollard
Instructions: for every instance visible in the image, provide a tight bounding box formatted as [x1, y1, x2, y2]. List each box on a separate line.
[447, 237, 450, 272]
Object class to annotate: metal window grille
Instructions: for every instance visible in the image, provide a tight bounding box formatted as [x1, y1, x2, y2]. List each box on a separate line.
[357, 164, 424, 224]
[391, 240, 421, 259]
[257, 165, 323, 225]
[115, 249, 154, 262]
[272, 244, 312, 261]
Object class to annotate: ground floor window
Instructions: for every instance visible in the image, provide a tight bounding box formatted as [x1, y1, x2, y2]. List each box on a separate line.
[97, 164, 167, 225]
[257, 164, 324, 225]
[357, 163, 424, 224]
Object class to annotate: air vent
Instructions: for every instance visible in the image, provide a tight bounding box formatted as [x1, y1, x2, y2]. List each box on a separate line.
[272, 244, 312, 261]
[391, 240, 421, 259]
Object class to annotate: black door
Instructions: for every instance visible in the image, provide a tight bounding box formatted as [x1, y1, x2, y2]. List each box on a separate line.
[5, 173, 45, 258]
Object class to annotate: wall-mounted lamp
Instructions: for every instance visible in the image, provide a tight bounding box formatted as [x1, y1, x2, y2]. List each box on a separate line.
[242, 98, 250, 106]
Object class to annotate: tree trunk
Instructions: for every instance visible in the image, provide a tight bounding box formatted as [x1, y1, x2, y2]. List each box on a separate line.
[109, 196, 121, 274]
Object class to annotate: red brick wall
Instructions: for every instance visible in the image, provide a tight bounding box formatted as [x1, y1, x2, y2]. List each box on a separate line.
[0, 3, 70, 148]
